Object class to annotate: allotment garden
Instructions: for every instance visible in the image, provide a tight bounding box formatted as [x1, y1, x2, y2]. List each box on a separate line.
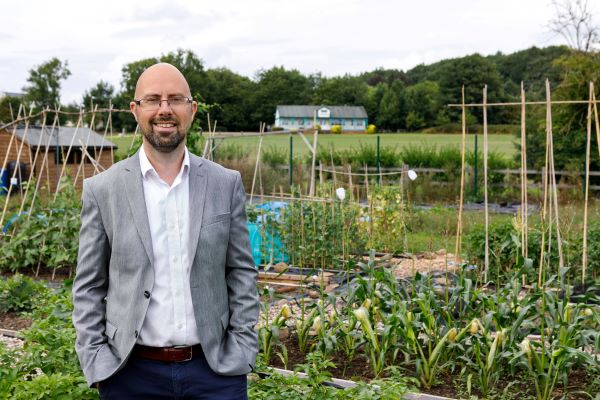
[0, 84, 599, 399]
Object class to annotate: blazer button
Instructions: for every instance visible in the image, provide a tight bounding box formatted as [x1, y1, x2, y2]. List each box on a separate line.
[134, 330, 139, 338]
[144, 291, 151, 299]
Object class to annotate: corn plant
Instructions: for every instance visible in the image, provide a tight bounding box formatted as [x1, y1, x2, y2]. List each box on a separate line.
[328, 303, 360, 365]
[294, 300, 322, 354]
[258, 286, 292, 363]
[509, 270, 599, 400]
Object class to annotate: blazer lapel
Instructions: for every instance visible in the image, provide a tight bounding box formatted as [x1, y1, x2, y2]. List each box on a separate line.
[189, 154, 207, 260]
[123, 152, 154, 267]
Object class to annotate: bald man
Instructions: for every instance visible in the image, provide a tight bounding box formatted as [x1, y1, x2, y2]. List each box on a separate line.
[73, 63, 259, 399]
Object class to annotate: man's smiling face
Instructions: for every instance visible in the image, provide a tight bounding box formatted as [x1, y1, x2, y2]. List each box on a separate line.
[130, 63, 197, 153]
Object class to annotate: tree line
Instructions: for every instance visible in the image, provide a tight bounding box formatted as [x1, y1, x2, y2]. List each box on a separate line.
[0, 46, 576, 132]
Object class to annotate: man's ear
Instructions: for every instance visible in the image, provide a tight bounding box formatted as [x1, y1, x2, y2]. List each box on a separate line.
[130, 101, 138, 122]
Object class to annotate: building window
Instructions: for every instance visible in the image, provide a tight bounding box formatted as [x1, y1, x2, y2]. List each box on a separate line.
[357, 120, 364, 126]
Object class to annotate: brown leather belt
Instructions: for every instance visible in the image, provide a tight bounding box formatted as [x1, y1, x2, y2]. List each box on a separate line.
[133, 344, 202, 363]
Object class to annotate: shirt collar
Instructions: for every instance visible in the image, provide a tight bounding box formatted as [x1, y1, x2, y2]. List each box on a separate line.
[139, 144, 190, 180]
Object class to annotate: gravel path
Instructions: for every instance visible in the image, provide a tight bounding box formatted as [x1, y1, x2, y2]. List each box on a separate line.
[0, 333, 24, 350]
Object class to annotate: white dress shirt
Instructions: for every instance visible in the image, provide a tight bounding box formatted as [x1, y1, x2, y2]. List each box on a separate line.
[137, 145, 201, 347]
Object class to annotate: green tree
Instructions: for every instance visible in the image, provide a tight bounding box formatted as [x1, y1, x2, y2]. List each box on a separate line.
[0, 96, 23, 124]
[404, 80, 441, 129]
[250, 66, 314, 125]
[313, 75, 369, 106]
[202, 68, 255, 131]
[376, 80, 406, 131]
[22, 58, 71, 109]
[360, 67, 406, 86]
[364, 83, 387, 128]
[437, 54, 506, 124]
[525, 51, 600, 177]
[82, 81, 115, 129]
[83, 81, 115, 110]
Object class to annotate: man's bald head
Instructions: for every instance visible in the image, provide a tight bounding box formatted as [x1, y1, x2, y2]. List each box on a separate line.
[134, 63, 192, 100]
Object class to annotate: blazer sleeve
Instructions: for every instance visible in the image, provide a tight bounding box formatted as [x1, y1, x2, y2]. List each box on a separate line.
[72, 179, 110, 381]
[224, 172, 259, 364]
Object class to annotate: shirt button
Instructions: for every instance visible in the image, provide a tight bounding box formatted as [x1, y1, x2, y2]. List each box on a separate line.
[144, 291, 151, 299]
[134, 330, 139, 338]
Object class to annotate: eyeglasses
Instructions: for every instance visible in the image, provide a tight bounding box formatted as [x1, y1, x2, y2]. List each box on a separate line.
[133, 96, 193, 110]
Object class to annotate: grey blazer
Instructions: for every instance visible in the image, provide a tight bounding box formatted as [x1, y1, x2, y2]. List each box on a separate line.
[72, 151, 259, 387]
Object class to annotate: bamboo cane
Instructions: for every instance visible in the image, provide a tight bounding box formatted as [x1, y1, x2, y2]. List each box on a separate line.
[520, 82, 529, 286]
[74, 105, 99, 185]
[593, 89, 600, 280]
[539, 80, 552, 287]
[483, 85, 490, 282]
[54, 109, 84, 199]
[27, 107, 61, 223]
[309, 111, 318, 197]
[455, 85, 466, 266]
[582, 82, 593, 284]
[95, 104, 115, 172]
[250, 122, 265, 203]
[547, 84, 564, 272]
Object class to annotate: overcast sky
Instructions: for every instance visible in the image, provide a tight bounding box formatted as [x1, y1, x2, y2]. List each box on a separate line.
[0, 0, 593, 104]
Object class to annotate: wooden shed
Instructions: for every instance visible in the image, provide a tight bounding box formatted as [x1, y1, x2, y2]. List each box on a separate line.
[0, 125, 116, 192]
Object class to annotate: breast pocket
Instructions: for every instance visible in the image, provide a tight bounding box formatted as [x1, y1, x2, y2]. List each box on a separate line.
[201, 212, 230, 229]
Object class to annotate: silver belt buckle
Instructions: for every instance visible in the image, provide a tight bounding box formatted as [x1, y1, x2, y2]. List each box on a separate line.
[173, 345, 193, 362]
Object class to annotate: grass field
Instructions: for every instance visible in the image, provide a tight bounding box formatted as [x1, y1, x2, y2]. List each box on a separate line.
[110, 132, 518, 160]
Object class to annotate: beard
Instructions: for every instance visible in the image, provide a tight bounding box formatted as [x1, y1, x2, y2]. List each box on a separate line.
[141, 117, 189, 153]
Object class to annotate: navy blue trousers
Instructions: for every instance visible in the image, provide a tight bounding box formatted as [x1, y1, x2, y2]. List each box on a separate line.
[98, 348, 248, 399]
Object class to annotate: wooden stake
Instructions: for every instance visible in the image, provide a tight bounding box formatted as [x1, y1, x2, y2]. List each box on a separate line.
[582, 82, 593, 284]
[539, 80, 552, 287]
[54, 109, 84, 199]
[483, 85, 490, 282]
[74, 105, 99, 185]
[309, 111, 319, 197]
[27, 107, 61, 223]
[455, 85, 467, 266]
[520, 82, 528, 264]
[250, 122, 265, 203]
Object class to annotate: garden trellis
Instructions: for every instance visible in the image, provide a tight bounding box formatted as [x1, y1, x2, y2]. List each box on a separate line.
[448, 79, 600, 286]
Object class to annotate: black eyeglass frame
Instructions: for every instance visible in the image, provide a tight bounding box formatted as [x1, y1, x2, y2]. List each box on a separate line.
[133, 97, 194, 108]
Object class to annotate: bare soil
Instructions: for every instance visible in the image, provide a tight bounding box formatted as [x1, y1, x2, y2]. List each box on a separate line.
[0, 312, 31, 331]
[268, 334, 597, 399]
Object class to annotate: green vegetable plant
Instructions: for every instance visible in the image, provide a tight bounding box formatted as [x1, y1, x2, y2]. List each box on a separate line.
[258, 285, 292, 363]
